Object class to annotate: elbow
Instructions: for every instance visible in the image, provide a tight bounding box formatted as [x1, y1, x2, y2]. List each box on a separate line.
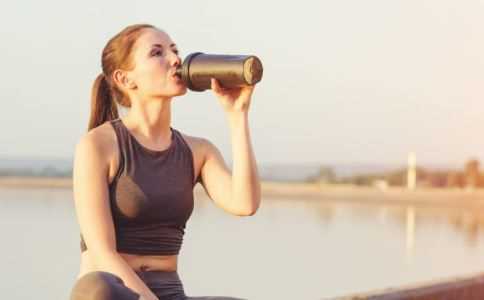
[237, 197, 261, 217]
[248, 192, 261, 216]
[236, 208, 258, 217]
[246, 208, 258, 216]
[88, 248, 119, 268]
[247, 201, 261, 216]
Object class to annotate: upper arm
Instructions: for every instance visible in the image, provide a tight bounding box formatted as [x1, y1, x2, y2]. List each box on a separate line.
[73, 133, 117, 258]
[198, 139, 235, 213]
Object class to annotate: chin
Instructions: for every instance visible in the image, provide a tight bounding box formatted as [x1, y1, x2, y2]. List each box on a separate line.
[153, 85, 187, 99]
[172, 86, 188, 97]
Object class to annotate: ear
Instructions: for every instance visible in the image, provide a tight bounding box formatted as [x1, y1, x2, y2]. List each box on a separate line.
[112, 69, 137, 90]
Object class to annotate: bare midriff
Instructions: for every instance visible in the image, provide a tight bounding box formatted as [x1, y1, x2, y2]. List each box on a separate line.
[78, 250, 178, 278]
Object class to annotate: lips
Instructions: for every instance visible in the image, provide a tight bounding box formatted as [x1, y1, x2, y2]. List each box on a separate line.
[172, 73, 181, 81]
[170, 69, 181, 79]
[170, 71, 185, 86]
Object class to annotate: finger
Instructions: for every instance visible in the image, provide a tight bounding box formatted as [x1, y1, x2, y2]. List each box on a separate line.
[246, 84, 255, 92]
[240, 85, 255, 96]
[211, 78, 223, 93]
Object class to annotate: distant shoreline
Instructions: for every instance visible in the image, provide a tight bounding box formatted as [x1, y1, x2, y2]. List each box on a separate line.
[3, 176, 484, 208]
[0, 176, 73, 189]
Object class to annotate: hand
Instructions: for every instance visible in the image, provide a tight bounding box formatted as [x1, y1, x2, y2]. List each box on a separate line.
[211, 78, 256, 115]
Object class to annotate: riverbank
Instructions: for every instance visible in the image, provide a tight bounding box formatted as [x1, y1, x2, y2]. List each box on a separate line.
[2, 176, 484, 207]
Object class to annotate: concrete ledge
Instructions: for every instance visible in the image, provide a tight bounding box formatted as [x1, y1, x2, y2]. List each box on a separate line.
[332, 272, 484, 300]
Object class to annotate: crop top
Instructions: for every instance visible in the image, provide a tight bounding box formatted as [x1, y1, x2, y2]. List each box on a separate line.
[79, 118, 198, 255]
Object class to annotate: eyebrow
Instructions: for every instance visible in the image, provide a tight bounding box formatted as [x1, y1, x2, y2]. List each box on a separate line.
[151, 43, 177, 49]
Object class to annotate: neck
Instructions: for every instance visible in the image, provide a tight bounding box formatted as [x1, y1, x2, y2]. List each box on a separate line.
[123, 97, 173, 144]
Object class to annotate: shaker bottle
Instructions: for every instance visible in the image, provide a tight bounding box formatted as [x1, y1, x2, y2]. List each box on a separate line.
[175, 52, 263, 91]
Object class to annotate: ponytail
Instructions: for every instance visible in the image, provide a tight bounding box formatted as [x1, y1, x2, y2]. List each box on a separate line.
[88, 73, 119, 131]
[87, 24, 156, 131]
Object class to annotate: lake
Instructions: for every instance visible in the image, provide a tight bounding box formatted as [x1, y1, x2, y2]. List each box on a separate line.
[2, 186, 484, 300]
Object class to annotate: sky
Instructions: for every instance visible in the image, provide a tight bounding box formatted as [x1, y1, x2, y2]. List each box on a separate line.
[1, 0, 484, 167]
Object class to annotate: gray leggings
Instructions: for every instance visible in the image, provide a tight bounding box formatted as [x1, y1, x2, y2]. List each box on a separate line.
[70, 270, 247, 300]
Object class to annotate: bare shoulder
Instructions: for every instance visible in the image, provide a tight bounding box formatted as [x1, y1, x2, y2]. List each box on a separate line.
[177, 132, 221, 182]
[179, 132, 209, 156]
[75, 122, 117, 166]
[178, 131, 220, 160]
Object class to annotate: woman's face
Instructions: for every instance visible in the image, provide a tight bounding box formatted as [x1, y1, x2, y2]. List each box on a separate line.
[126, 28, 186, 99]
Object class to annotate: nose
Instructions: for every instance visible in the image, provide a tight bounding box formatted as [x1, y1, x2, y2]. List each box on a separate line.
[170, 51, 181, 67]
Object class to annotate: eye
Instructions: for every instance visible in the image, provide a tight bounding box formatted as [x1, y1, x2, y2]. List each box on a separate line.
[152, 49, 162, 56]
[173, 49, 180, 55]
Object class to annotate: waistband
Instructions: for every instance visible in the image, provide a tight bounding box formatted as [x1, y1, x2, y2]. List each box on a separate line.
[135, 270, 186, 300]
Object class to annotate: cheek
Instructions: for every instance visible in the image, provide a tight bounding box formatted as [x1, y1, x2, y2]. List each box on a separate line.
[137, 64, 170, 90]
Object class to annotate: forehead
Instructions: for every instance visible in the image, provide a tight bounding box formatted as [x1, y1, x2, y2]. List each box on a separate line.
[132, 28, 174, 55]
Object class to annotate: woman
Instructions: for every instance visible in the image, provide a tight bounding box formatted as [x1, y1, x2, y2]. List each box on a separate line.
[70, 24, 261, 300]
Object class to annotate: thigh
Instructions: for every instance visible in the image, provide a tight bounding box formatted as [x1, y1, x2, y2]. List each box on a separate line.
[70, 271, 140, 300]
[138, 270, 187, 299]
[136, 271, 247, 300]
[186, 297, 248, 300]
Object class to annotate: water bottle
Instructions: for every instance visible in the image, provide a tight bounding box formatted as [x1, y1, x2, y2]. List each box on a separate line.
[175, 52, 263, 92]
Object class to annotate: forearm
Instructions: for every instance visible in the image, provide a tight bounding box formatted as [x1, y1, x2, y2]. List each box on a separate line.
[228, 112, 261, 214]
[92, 251, 157, 299]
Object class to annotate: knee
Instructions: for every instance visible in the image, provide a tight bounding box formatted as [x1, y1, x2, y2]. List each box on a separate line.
[70, 271, 139, 300]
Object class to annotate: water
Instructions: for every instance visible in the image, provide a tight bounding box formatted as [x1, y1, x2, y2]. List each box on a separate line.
[2, 187, 484, 300]
[0, 156, 459, 181]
